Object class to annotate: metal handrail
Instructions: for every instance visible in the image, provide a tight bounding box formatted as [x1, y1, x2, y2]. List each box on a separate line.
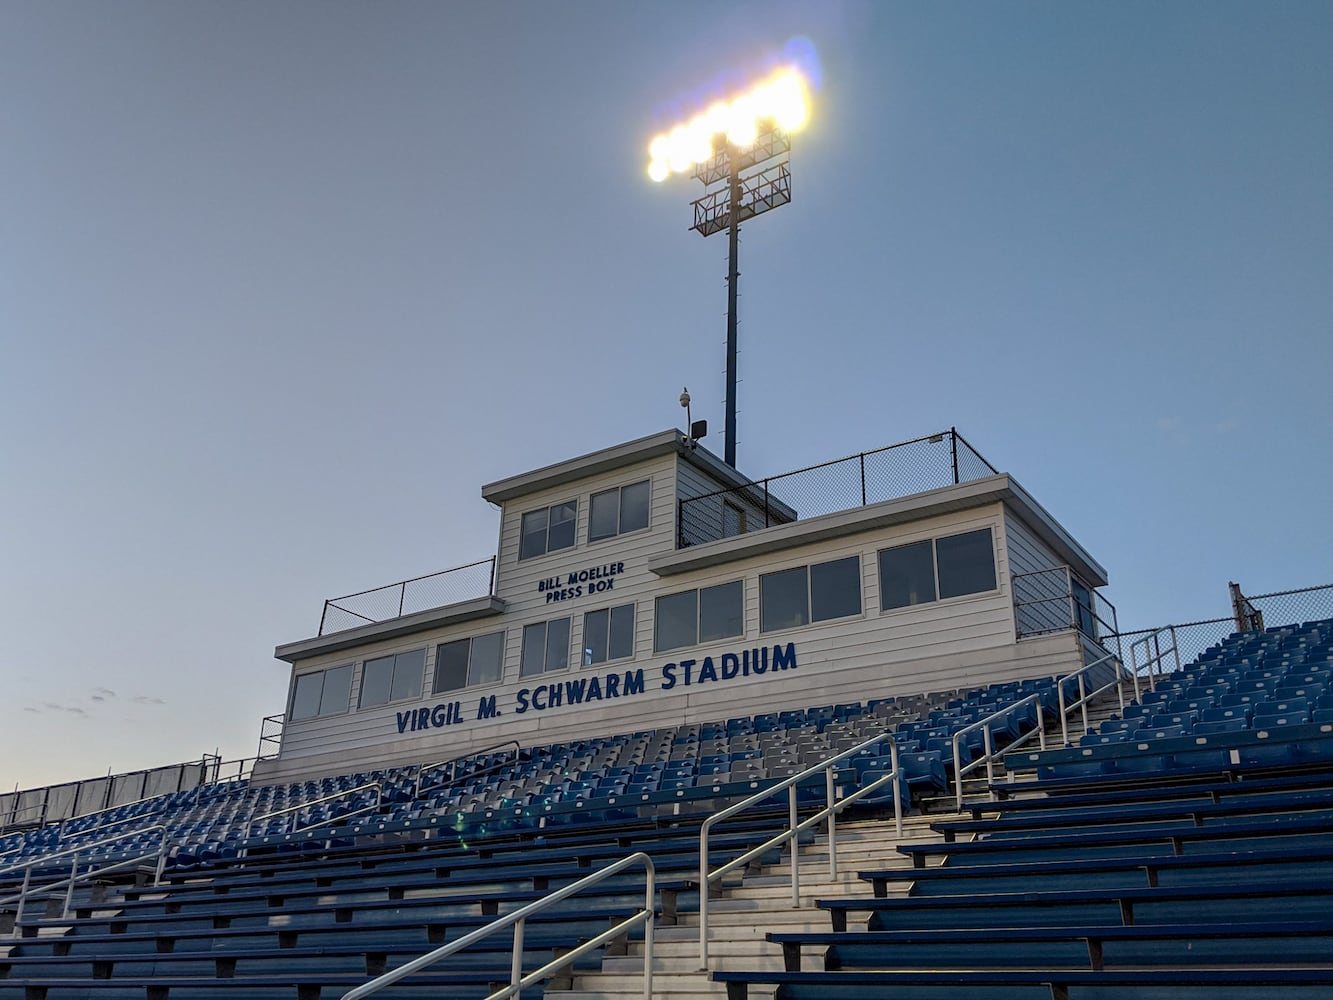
[339, 851, 655, 1000]
[1129, 627, 1182, 701]
[416, 740, 522, 797]
[247, 781, 383, 836]
[950, 693, 1047, 811]
[698, 730, 902, 969]
[1057, 651, 1126, 745]
[0, 824, 169, 931]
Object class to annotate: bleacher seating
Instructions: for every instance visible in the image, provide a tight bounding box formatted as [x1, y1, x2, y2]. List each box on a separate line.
[4, 619, 1333, 999]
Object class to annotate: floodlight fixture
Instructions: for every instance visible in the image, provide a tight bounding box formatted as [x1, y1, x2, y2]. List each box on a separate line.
[646, 65, 812, 468]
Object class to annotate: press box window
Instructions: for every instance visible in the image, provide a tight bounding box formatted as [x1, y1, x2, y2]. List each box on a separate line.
[433, 631, 505, 694]
[290, 664, 353, 721]
[879, 528, 996, 610]
[358, 648, 425, 709]
[519, 500, 577, 560]
[761, 556, 861, 632]
[589, 480, 650, 542]
[521, 617, 571, 676]
[584, 604, 634, 665]
[654, 580, 744, 653]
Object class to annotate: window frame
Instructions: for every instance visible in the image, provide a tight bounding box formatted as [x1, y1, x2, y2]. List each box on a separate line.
[582, 603, 636, 666]
[289, 663, 354, 722]
[521, 616, 572, 676]
[519, 499, 579, 561]
[759, 555, 862, 634]
[433, 630, 506, 695]
[588, 479, 651, 544]
[654, 579, 745, 653]
[357, 648, 426, 710]
[878, 527, 998, 613]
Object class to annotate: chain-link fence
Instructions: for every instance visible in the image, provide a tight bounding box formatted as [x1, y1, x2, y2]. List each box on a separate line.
[1244, 582, 1333, 633]
[678, 429, 998, 547]
[319, 557, 497, 636]
[1105, 581, 1333, 689]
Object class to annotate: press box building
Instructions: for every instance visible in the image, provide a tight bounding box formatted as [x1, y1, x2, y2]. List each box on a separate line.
[258, 429, 1109, 783]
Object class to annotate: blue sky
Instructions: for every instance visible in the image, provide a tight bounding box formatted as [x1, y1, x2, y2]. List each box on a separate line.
[2, 1, 1330, 791]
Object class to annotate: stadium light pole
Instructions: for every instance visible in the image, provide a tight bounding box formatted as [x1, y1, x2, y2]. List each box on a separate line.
[647, 67, 811, 468]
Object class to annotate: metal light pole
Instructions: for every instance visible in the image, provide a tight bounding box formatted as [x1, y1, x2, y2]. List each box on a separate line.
[647, 68, 810, 468]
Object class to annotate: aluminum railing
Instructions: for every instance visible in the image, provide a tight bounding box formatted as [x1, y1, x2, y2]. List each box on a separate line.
[1128, 627, 1182, 700]
[0, 825, 169, 932]
[339, 851, 655, 1000]
[950, 693, 1047, 811]
[245, 780, 383, 838]
[416, 740, 521, 798]
[698, 731, 902, 969]
[1057, 651, 1127, 745]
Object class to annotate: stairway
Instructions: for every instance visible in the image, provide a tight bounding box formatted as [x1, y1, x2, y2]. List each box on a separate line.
[546, 812, 952, 1000]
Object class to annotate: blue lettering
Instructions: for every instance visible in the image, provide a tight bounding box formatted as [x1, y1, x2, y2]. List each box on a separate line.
[623, 669, 645, 696]
[396, 710, 411, 734]
[532, 685, 547, 711]
[680, 659, 696, 687]
[430, 704, 447, 727]
[722, 653, 739, 680]
[586, 677, 603, 701]
[547, 683, 563, 708]
[753, 647, 768, 674]
[605, 673, 620, 697]
[661, 663, 677, 690]
[772, 642, 797, 672]
[565, 677, 588, 705]
[477, 694, 499, 718]
[698, 656, 718, 684]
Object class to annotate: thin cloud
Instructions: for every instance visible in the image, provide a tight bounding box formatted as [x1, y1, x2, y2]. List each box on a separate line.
[130, 695, 166, 706]
[41, 702, 87, 716]
[94, 687, 117, 698]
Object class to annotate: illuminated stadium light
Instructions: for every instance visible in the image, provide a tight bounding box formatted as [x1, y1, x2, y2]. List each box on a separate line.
[646, 64, 813, 468]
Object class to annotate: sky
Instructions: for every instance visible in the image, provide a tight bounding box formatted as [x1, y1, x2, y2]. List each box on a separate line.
[2, 1, 1330, 792]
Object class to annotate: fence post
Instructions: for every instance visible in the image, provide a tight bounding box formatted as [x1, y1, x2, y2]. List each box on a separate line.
[860, 452, 867, 506]
[398, 584, 406, 618]
[488, 556, 496, 594]
[319, 601, 329, 636]
[764, 480, 771, 529]
[950, 427, 960, 483]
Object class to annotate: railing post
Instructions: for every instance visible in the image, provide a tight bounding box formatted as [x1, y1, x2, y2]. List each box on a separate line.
[510, 916, 525, 990]
[953, 735, 965, 811]
[488, 556, 496, 594]
[825, 766, 838, 879]
[677, 498, 685, 548]
[398, 583, 406, 619]
[890, 741, 903, 838]
[788, 785, 800, 907]
[319, 600, 329, 636]
[15, 865, 32, 932]
[1059, 681, 1070, 746]
[950, 428, 960, 484]
[63, 854, 78, 918]
[1078, 674, 1089, 739]
[763, 479, 771, 529]
[698, 825, 710, 969]
[983, 724, 996, 793]
[859, 452, 866, 506]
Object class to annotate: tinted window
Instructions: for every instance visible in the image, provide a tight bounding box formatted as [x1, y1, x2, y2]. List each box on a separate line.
[936, 528, 996, 599]
[548, 501, 577, 552]
[291, 672, 324, 721]
[390, 648, 425, 702]
[608, 603, 635, 659]
[879, 540, 936, 610]
[544, 617, 571, 672]
[699, 581, 744, 643]
[470, 631, 505, 685]
[811, 555, 861, 622]
[589, 490, 619, 542]
[655, 590, 698, 652]
[583, 608, 610, 665]
[521, 622, 547, 676]
[620, 480, 650, 534]
[520, 508, 549, 560]
[433, 639, 471, 694]
[320, 664, 353, 715]
[359, 656, 394, 708]
[761, 566, 809, 632]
